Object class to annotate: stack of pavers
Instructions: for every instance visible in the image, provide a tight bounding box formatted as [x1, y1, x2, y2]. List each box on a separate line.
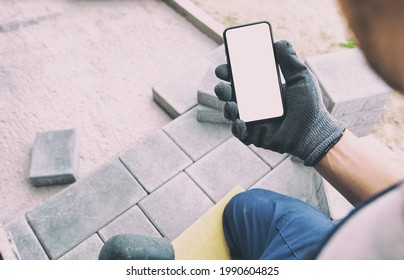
[153, 43, 231, 125]
[153, 44, 229, 122]
[306, 48, 392, 137]
[195, 48, 231, 125]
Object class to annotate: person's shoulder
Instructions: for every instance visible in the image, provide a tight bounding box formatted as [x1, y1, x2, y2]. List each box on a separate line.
[315, 181, 404, 259]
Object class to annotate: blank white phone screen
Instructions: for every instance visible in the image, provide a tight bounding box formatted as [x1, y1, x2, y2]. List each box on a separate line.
[225, 22, 283, 122]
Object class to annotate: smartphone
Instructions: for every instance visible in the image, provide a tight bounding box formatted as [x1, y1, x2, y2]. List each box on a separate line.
[223, 21, 284, 123]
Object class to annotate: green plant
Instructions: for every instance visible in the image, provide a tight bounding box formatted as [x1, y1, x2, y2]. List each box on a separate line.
[339, 39, 357, 48]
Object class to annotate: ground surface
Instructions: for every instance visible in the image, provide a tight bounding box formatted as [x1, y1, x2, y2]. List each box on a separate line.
[190, 0, 404, 157]
[0, 0, 216, 224]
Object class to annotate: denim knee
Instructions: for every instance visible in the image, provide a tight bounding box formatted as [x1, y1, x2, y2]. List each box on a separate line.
[224, 188, 285, 221]
[222, 188, 335, 260]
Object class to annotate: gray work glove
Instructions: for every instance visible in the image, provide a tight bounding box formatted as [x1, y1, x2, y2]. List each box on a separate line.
[215, 40, 346, 166]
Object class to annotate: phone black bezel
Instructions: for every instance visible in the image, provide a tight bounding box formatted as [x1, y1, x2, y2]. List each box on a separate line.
[223, 21, 285, 124]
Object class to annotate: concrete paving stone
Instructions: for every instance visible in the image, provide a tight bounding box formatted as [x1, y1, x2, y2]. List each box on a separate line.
[139, 172, 214, 241]
[98, 206, 161, 242]
[328, 98, 367, 118]
[197, 93, 225, 111]
[349, 123, 375, 137]
[163, 107, 231, 161]
[197, 66, 226, 111]
[152, 58, 213, 118]
[119, 130, 193, 193]
[362, 93, 391, 111]
[335, 111, 360, 127]
[186, 137, 271, 203]
[28, 129, 79, 187]
[26, 159, 146, 260]
[206, 44, 226, 65]
[354, 109, 384, 126]
[290, 155, 304, 163]
[162, 0, 225, 45]
[58, 234, 104, 260]
[197, 105, 231, 125]
[5, 216, 48, 260]
[306, 48, 392, 116]
[249, 146, 289, 168]
[322, 179, 354, 223]
[251, 156, 329, 215]
[307, 48, 393, 101]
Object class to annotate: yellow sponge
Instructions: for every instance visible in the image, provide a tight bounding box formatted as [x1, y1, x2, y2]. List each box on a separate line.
[172, 186, 244, 260]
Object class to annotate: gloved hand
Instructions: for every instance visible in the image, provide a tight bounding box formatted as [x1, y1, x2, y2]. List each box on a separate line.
[214, 40, 346, 166]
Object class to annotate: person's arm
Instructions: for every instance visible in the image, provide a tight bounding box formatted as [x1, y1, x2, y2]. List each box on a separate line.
[315, 129, 404, 205]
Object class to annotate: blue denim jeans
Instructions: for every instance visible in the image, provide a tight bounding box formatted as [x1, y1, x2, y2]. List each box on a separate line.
[222, 189, 335, 260]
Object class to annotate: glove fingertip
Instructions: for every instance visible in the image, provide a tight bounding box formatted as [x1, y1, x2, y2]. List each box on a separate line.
[232, 119, 249, 141]
[274, 40, 292, 50]
[215, 64, 231, 82]
[214, 82, 232, 101]
[274, 40, 309, 85]
[224, 102, 239, 121]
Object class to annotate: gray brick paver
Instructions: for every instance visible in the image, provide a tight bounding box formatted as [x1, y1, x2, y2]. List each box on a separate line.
[186, 137, 271, 203]
[5, 216, 48, 260]
[139, 172, 214, 240]
[251, 156, 328, 214]
[58, 234, 104, 260]
[119, 130, 193, 193]
[152, 58, 212, 118]
[26, 159, 146, 259]
[29, 129, 79, 187]
[99, 206, 161, 242]
[163, 107, 231, 161]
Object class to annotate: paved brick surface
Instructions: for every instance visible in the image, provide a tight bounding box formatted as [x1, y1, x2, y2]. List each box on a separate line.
[163, 107, 231, 161]
[26, 160, 146, 259]
[120, 130, 193, 193]
[139, 172, 214, 240]
[206, 44, 226, 65]
[251, 156, 329, 215]
[197, 66, 225, 111]
[153, 58, 213, 118]
[5, 216, 48, 260]
[290, 156, 304, 163]
[58, 234, 104, 260]
[98, 206, 161, 242]
[186, 137, 271, 202]
[249, 146, 289, 168]
[29, 129, 79, 187]
[197, 106, 231, 124]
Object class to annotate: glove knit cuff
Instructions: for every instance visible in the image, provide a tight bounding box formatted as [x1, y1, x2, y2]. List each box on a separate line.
[303, 116, 346, 166]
